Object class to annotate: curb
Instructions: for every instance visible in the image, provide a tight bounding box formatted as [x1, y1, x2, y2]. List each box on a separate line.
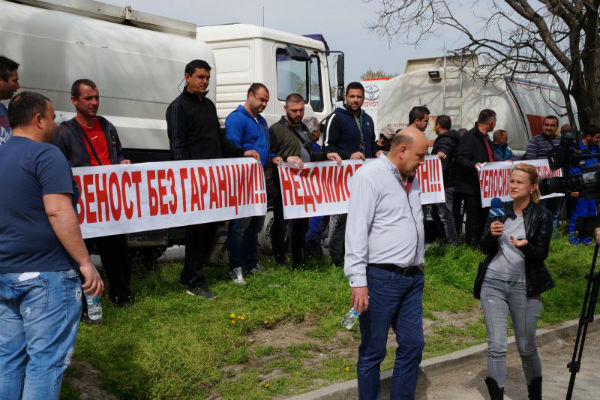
[285, 316, 599, 400]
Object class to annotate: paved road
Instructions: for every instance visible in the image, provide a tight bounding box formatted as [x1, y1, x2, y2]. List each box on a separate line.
[414, 326, 599, 400]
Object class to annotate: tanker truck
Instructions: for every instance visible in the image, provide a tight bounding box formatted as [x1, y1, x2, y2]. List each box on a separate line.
[0, 0, 345, 263]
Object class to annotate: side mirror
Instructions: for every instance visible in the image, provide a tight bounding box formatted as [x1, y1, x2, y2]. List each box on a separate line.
[332, 52, 345, 102]
[286, 45, 310, 61]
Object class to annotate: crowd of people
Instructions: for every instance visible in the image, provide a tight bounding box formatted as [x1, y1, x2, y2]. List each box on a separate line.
[0, 53, 597, 400]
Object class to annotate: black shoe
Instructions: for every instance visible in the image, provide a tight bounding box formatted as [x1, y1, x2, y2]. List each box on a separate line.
[527, 376, 542, 400]
[485, 377, 504, 400]
[186, 285, 217, 299]
[274, 254, 286, 265]
[111, 296, 133, 308]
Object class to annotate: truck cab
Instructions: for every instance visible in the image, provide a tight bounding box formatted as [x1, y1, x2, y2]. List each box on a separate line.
[196, 24, 336, 127]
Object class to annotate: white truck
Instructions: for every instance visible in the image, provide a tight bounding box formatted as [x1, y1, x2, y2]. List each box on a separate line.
[0, 0, 345, 261]
[377, 54, 574, 153]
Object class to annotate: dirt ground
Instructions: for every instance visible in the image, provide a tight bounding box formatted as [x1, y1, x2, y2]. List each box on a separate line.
[64, 360, 119, 400]
[64, 307, 483, 399]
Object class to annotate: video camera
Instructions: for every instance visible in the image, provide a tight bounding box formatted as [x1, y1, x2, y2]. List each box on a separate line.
[538, 130, 600, 199]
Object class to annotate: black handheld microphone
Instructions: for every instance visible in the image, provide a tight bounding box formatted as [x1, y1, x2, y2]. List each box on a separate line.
[488, 197, 505, 223]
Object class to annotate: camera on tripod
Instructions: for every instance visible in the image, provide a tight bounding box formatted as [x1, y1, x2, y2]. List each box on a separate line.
[538, 130, 600, 198]
[537, 128, 600, 399]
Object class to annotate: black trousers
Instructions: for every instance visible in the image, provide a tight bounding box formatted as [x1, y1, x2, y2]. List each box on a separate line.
[270, 168, 287, 263]
[180, 222, 218, 289]
[290, 218, 309, 267]
[270, 168, 309, 267]
[463, 194, 489, 247]
[85, 234, 131, 302]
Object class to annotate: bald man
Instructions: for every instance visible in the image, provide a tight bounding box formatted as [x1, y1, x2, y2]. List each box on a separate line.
[345, 127, 428, 399]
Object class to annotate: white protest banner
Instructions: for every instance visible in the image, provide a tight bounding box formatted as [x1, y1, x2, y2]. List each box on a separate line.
[278, 156, 445, 219]
[415, 155, 446, 205]
[74, 158, 267, 239]
[478, 159, 563, 207]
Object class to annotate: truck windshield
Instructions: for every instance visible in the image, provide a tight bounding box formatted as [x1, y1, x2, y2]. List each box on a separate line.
[310, 55, 323, 112]
[276, 49, 323, 112]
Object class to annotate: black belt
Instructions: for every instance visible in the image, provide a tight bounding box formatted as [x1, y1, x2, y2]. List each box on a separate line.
[370, 263, 423, 276]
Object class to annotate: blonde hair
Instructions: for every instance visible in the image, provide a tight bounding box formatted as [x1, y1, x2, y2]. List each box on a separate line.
[511, 163, 540, 203]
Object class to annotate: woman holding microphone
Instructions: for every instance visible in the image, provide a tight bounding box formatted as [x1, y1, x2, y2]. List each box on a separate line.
[474, 164, 555, 400]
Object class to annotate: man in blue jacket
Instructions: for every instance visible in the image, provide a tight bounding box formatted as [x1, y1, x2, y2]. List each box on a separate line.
[225, 83, 269, 284]
[568, 127, 599, 244]
[323, 82, 378, 266]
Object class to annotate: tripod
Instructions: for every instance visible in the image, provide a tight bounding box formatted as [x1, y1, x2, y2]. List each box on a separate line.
[566, 242, 600, 400]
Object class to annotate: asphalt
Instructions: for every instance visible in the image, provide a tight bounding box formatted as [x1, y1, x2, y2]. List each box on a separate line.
[412, 321, 599, 400]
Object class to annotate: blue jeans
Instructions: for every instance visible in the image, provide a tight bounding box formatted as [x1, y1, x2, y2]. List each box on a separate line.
[226, 216, 265, 271]
[0, 269, 82, 400]
[358, 266, 425, 400]
[568, 198, 596, 235]
[540, 197, 563, 233]
[436, 187, 457, 244]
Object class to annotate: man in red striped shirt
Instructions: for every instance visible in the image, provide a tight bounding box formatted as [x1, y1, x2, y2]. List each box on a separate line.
[54, 79, 132, 308]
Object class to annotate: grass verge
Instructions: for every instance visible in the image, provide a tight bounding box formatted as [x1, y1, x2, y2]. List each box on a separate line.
[60, 234, 596, 399]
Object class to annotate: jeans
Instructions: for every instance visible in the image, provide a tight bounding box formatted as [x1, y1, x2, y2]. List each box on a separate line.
[358, 266, 425, 400]
[305, 215, 325, 257]
[568, 198, 596, 235]
[463, 194, 488, 247]
[326, 214, 347, 266]
[480, 271, 542, 387]
[226, 216, 265, 271]
[0, 269, 82, 400]
[436, 187, 458, 244]
[540, 197, 563, 233]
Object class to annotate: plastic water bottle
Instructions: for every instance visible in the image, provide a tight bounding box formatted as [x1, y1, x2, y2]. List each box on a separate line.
[341, 307, 359, 330]
[85, 293, 103, 323]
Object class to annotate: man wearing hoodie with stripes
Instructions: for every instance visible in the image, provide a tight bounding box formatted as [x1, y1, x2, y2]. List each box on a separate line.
[323, 82, 378, 266]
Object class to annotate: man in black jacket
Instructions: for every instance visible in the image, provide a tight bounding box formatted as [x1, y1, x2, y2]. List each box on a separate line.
[54, 78, 132, 307]
[269, 93, 341, 267]
[166, 59, 258, 298]
[431, 115, 460, 244]
[455, 109, 497, 246]
[323, 82, 378, 266]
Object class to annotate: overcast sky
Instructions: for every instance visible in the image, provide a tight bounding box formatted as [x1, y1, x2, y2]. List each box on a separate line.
[101, 0, 483, 82]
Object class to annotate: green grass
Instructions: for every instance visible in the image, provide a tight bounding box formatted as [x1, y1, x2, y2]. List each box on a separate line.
[60, 234, 597, 399]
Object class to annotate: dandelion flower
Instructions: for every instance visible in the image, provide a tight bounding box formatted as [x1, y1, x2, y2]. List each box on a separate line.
[231, 320, 236, 324]
[230, 313, 236, 318]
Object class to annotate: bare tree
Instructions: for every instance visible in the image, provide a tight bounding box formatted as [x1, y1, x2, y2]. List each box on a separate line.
[361, 68, 399, 80]
[369, 0, 600, 129]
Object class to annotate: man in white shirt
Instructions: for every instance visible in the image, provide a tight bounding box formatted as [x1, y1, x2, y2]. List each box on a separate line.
[345, 126, 428, 400]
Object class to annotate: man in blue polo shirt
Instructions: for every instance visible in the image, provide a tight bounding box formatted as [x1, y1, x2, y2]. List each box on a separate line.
[224, 83, 269, 284]
[0, 92, 103, 400]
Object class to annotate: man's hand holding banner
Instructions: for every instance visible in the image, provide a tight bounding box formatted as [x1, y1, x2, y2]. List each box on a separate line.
[73, 158, 267, 238]
[73, 156, 565, 238]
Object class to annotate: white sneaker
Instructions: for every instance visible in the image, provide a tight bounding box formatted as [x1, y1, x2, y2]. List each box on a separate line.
[230, 267, 246, 285]
[248, 263, 264, 274]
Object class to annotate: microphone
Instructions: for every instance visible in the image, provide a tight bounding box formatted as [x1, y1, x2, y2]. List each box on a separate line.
[488, 197, 505, 223]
